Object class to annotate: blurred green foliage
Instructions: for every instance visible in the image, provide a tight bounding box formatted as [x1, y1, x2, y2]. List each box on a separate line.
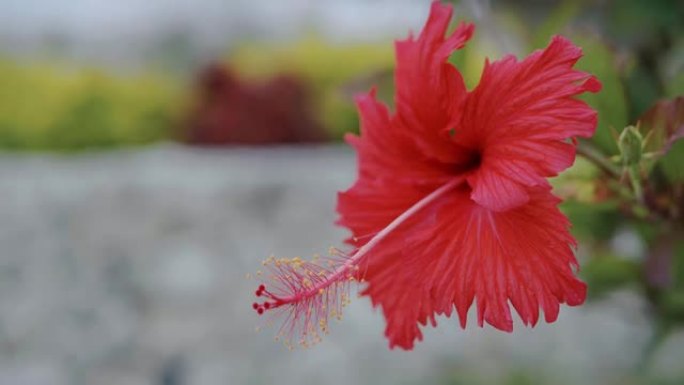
[662, 240, 684, 322]
[0, 0, 682, 380]
[573, 35, 629, 154]
[660, 139, 684, 183]
[0, 58, 182, 151]
[1, 0, 680, 153]
[582, 253, 641, 298]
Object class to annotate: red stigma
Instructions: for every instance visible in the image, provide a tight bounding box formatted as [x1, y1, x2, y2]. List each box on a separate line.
[249, 252, 360, 348]
[255, 284, 267, 297]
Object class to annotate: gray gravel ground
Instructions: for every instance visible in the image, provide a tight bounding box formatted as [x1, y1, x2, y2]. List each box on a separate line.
[0, 145, 680, 385]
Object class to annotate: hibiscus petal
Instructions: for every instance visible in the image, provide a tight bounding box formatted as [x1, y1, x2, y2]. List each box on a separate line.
[352, 186, 586, 350]
[457, 36, 601, 211]
[394, 1, 474, 163]
[348, 90, 455, 185]
[337, 178, 434, 246]
[254, 1, 598, 352]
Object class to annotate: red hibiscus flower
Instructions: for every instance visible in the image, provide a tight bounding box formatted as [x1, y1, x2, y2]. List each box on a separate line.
[252, 0, 601, 350]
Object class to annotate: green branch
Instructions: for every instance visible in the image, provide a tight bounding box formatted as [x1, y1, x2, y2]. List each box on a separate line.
[576, 140, 621, 178]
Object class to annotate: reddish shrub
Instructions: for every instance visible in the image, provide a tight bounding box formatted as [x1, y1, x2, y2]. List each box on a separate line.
[184, 63, 328, 145]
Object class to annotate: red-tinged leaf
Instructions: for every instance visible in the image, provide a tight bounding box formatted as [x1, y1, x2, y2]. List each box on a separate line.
[640, 96, 684, 154]
[639, 96, 684, 182]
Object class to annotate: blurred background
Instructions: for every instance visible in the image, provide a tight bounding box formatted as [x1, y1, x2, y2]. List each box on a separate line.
[1, 0, 683, 384]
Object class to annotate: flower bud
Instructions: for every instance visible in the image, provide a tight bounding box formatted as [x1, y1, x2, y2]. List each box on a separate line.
[618, 125, 643, 166]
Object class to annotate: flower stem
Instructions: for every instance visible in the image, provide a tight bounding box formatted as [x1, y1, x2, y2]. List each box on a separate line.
[628, 165, 644, 203]
[576, 140, 621, 178]
[276, 176, 466, 307]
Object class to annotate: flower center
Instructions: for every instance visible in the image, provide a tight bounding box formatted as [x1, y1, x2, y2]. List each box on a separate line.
[464, 149, 482, 171]
[452, 148, 482, 174]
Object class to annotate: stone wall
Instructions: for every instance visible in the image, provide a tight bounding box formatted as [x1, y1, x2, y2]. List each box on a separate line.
[0, 145, 679, 385]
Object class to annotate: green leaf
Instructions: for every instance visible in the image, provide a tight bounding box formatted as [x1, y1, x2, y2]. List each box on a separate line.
[668, 71, 684, 98]
[606, 0, 683, 46]
[661, 140, 684, 182]
[532, 0, 581, 49]
[674, 239, 684, 290]
[572, 36, 629, 155]
[625, 66, 664, 120]
[662, 290, 684, 322]
[663, 38, 684, 98]
[561, 200, 620, 241]
[582, 253, 641, 298]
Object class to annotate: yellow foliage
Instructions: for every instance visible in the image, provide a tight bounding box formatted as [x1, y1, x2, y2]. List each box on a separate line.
[0, 58, 182, 151]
